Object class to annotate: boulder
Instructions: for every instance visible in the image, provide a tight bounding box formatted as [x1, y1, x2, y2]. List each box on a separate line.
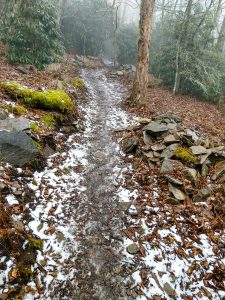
[144, 121, 168, 135]
[0, 117, 30, 132]
[0, 130, 39, 166]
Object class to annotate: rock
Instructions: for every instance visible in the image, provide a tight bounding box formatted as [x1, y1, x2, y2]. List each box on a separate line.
[164, 175, 183, 186]
[151, 144, 166, 152]
[190, 146, 208, 155]
[160, 148, 174, 159]
[0, 109, 8, 120]
[118, 202, 132, 211]
[143, 131, 153, 145]
[122, 138, 138, 154]
[183, 168, 197, 185]
[166, 198, 181, 205]
[200, 153, 210, 164]
[201, 163, 209, 177]
[212, 160, 225, 180]
[126, 243, 139, 255]
[14, 221, 24, 232]
[0, 117, 30, 132]
[164, 134, 179, 144]
[0, 130, 39, 166]
[160, 159, 183, 174]
[154, 113, 181, 123]
[163, 282, 176, 297]
[168, 183, 186, 200]
[117, 71, 124, 76]
[138, 118, 151, 125]
[16, 66, 32, 74]
[144, 121, 168, 135]
[143, 151, 154, 158]
[193, 188, 211, 202]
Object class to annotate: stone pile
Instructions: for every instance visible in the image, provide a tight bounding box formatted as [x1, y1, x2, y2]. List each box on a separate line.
[123, 113, 225, 205]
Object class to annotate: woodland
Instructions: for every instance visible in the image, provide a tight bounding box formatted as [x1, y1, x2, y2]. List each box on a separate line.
[0, 0, 224, 300]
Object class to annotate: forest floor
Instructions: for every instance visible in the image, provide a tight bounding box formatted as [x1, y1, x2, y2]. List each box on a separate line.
[0, 50, 224, 300]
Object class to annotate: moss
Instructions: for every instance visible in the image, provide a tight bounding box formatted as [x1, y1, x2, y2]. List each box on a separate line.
[173, 147, 198, 164]
[30, 123, 41, 134]
[40, 114, 56, 128]
[32, 140, 42, 152]
[27, 238, 43, 251]
[1, 81, 75, 113]
[71, 77, 85, 91]
[13, 105, 26, 116]
[18, 267, 33, 283]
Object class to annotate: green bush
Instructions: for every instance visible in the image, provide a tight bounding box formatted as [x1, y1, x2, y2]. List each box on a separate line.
[4, 0, 64, 69]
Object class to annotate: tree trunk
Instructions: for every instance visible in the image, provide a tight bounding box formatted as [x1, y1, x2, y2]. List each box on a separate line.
[173, 0, 193, 95]
[217, 15, 225, 52]
[131, 0, 155, 106]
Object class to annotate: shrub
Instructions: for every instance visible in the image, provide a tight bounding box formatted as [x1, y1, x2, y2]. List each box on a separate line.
[4, 0, 64, 69]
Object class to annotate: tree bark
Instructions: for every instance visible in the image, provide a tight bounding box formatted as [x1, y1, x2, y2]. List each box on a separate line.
[131, 0, 155, 106]
[217, 14, 225, 52]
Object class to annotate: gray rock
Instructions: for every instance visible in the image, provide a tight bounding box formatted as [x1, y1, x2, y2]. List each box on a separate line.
[201, 163, 209, 177]
[160, 148, 174, 159]
[0, 130, 39, 166]
[190, 146, 208, 155]
[0, 117, 30, 132]
[166, 198, 181, 205]
[0, 109, 8, 120]
[118, 202, 132, 211]
[154, 113, 181, 123]
[143, 151, 154, 158]
[144, 121, 168, 135]
[122, 138, 138, 154]
[168, 183, 186, 200]
[126, 243, 139, 255]
[163, 282, 176, 297]
[143, 131, 153, 145]
[164, 134, 179, 144]
[117, 71, 124, 76]
[151, 144, 166, 152]
[160, 159, 183, 174]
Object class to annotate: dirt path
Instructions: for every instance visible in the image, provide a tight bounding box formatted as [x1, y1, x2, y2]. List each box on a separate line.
[47, 68, 136, 300]
[71, 69, 129, 299]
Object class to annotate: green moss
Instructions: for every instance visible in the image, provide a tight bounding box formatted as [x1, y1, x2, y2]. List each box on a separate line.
[173, 147, 198, 164]
[27, 238, 43, 251]
[30, 122, 41, 134]
[18, 267, 33, 283]
[32, 140, 42, 152]
[71, 77, 85, 91]
[1, 81, 75, 113]
[13, 105, 26, 116]
[40, 114, 56, 128]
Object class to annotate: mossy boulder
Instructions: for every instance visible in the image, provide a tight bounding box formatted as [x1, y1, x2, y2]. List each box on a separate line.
[1, 81, 75, 113]
[173, 147, 198, 164]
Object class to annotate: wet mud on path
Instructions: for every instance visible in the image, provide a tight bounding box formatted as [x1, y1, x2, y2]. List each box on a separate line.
[60, 69, 136, 300]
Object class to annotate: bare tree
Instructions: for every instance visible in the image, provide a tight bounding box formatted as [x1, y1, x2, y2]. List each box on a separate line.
[131, 0, 155, 105]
